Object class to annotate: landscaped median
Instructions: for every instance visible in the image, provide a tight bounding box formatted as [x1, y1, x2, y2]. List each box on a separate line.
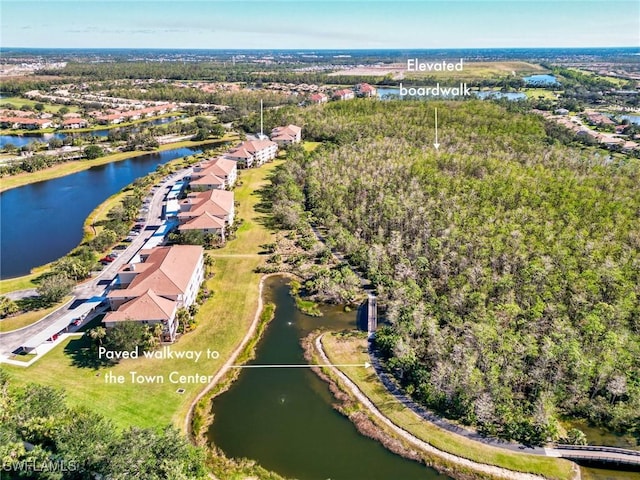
[319, 332, 578, 480]
[1, 161, 282, 431]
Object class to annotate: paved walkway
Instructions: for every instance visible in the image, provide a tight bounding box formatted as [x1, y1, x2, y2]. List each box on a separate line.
[368, 348, 547, 456]
[314, 333, 546, 480]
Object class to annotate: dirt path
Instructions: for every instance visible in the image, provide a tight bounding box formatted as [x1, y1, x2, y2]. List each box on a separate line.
[314, 333, 547, 480]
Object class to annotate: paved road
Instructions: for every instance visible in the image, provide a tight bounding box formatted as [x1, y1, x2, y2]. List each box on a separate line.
[0, 168, 192, 357]
[4, 289, 38, 301]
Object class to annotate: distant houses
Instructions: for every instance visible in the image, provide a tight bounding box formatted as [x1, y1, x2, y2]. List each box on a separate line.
[61, 118, 89, 129]
[95, 104, 178, 125]
[586, 113, 615, 127]
[104, 245, 204, 342]
[309, 93, 328, 104]
[333, 89, 355, 101]
[0, 117, 53, 130]
[355, 83, 377, 97]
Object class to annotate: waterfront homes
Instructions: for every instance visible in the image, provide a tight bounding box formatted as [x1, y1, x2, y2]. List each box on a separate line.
[309, 93, 328, 104]
[333, 89, 355, 101]
[178, 189, 235, 237]
[355, 83, 377, 97]
[189, 157, 238, 190]
[104, 245, 204, 342]
[270, 124, 302, 146]
[224, 138, 278, 168]
[0, 117, 53, 130]
[586, 112, 615, 127]
[61, 118, 89, 129]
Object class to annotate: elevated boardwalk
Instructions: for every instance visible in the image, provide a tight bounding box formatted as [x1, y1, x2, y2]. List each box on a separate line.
[548, 445, 640, 467]
[367, 293, 377, 339]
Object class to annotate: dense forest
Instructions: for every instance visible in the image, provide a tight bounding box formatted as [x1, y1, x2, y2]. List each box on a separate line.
[0, 370, 207, 479]
[269, 100, 640, 445]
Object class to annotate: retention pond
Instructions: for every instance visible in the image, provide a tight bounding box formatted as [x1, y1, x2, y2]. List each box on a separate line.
[208, 276, 448, 480]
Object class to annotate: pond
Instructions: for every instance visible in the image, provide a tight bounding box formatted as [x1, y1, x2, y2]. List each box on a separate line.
[208, 276, 447, 480]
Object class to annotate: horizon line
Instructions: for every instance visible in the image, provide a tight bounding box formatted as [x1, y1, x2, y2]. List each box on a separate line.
[2, 46, 638, 52]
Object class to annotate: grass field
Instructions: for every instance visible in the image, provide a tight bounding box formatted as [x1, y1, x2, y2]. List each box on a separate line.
[523, 88, 561, 100]
[565, 68, 628, 88]
[331, 61, 547, 80]
[0, 96, 80, 114]
[303, 141, 321, 152]
[82, 190, 131, 241]
[0, 297, 71, 333]
[322, 333, 576, 480]
[0, 136, 235, 193]
[2, 161, 280, 430]
[0, 272, 42, 295]
[0, 264, 52, 295]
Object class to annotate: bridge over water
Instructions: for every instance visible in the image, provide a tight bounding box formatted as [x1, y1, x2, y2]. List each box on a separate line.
[547, 444, 640, 467]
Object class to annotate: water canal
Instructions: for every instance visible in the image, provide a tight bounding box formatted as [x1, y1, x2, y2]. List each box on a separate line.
[208, 276, 447, 480]
[0, 145, 204, 278]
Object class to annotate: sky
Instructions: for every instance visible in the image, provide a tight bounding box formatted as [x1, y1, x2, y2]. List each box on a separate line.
[1, 0, 638, 50]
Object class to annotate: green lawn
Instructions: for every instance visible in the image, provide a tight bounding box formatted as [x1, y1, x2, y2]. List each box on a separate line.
[303, 141, 321, 152]
[405, 61, 547, 80]
[322, 333, 576, 480]
[0, 297, 71, 333]
[2, 161, 280, 431]
[0, 263, 53, 295]
[0, 96, 80, 114]
[523, 88, 561, 100]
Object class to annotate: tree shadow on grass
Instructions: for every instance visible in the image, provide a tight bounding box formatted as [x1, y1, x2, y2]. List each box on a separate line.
[64, 335, 114, 370]
[16, 296, 54, 311]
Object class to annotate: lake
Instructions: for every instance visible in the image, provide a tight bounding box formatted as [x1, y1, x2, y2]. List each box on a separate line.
[523, 74, 560, 86]
[0, 116, 182, 148]
[0, 145, 204, 278]
[620, 114, 640, 125]
[376, 87, 527, 101]
[208, 276, 447, 480]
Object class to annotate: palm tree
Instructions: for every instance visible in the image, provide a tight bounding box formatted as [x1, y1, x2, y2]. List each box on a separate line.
[88, 326, 106, 346]
[152, 323, 164, 343]
[175, 308, 190, 334]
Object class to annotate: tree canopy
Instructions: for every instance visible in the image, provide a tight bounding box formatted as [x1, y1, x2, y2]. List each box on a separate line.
[271, 99, 640, 445]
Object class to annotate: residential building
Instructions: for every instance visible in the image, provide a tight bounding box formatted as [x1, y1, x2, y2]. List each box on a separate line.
[190, 157, 237, 189]
[332, 89, 355, 101]
[105, 245, 204, 342]
[309, 93, 328, 104]
[270, 124, 302, 146]
[355, 83, 377, 97]
[224, 139, 278, 168]
[178, 189, 235, 237]
[61, 118, 89, 129]
[0, 117, 54, 130]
